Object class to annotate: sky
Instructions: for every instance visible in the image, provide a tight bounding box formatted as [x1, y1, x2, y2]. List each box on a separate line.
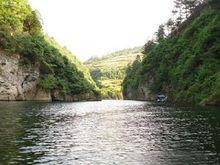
[29, 0, 174, 61]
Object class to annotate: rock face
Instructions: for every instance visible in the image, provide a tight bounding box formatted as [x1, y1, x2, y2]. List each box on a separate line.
[123, 76, 155, 101]
[123, 83, 154, 101]
[0, 51, 51, 101]
[0, 51, 100, 102]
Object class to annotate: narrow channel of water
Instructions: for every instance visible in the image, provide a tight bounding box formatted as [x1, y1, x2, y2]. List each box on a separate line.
[0, 100, 219, 164]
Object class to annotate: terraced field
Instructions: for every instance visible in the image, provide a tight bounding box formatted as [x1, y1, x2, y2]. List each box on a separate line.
[85, 47, 143, 99]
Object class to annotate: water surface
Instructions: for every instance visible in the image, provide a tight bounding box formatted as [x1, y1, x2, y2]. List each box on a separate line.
[0, 100, 219, 164]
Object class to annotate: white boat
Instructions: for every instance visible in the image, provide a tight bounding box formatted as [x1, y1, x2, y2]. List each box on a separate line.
[156, 94, 167, 103]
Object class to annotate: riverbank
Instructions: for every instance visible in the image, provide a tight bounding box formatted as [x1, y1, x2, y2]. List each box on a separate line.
[0, 52, 100, 102]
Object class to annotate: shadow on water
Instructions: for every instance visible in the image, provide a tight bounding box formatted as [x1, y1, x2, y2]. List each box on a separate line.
[0, 102, 51, 164]
[0, 100, 219, 164]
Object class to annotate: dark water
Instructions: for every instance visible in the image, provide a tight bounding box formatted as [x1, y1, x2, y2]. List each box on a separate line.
[0, 100, 219, 165]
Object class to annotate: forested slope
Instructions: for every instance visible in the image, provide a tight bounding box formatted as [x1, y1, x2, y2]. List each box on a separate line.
[123, 0, 220, 105]
[85, 47, 143, 99]
[0, 0, 100, 101]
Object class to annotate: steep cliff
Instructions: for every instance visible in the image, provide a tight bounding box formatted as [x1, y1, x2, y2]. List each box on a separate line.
[0, 51, 51, 101]
[123, 1, 220, 105]
[0, 0, 100, 101]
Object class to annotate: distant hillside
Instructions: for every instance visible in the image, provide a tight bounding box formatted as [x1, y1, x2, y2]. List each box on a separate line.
[85, 47, 143, 99]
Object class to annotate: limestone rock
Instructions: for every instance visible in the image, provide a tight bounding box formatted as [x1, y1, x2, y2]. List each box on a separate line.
[123, 76, 154, 101]
[0, 51, 51, 101]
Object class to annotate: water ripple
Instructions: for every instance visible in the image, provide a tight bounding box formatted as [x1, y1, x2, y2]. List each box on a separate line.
[0, 100, 219, 164]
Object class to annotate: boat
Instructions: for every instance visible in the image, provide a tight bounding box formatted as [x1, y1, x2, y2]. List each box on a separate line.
[156, 94, 167, 103]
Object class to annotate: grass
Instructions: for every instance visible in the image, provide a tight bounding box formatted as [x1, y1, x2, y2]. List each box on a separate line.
[85, 47, 143, 99]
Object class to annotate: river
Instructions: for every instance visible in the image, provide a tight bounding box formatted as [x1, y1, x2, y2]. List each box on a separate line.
[0, 100, 219, 164]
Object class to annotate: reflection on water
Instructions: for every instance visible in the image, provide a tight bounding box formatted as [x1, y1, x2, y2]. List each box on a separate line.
[0, 100, 219, 164]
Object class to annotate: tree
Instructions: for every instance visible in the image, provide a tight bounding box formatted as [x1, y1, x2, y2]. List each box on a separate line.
[23, 11, 42, 34]
[0, 0, 31, 34]
[156, 25, 165, 42]
[166, 18, 175, 34]
[182, 0, 202, 17]
[172, 0, 204, 24]
[143, 40, 156, 54]
[172, 0, 184, 24]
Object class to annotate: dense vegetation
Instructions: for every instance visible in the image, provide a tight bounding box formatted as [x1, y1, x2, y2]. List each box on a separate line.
[85, 47, 143, 99]
[0, 0, 99, 99]
[123, 0, 220, 105]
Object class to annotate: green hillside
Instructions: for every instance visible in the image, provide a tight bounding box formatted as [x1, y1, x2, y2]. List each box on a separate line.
[123, 0, 220, 105]
[85, 47, 143, 99]
[0, 0, 100, 100]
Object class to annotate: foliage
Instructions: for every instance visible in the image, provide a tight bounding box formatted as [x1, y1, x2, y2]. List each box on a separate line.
[0, 0, 99, 98]
[85, 47, 143, 99]
[0, 0, 31, 34]
[123, 2, 220, 105]
[23, 10, 42, 34]
[156, 25, 166, 42]
[143, 40, 156, 54]
[123, 55, 143, 91]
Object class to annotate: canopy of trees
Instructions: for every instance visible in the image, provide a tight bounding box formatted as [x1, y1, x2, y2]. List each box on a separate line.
[0, 0, 100, 98]
[85, 47, 143, 99]
[123, 0, 220, 105]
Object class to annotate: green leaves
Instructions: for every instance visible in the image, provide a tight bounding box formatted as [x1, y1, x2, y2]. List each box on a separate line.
[23, 10, 42, 34]
[37, 75, 57, 91]
[86, 47, 142, 99]
[0, 0, 99, 98]
[0, 0, 31, 34]
[123, 7, 220, 105]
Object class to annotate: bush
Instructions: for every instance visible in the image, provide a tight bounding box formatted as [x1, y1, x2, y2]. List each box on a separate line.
[123, 7, 220, 105]
[0, 0, 100, 98]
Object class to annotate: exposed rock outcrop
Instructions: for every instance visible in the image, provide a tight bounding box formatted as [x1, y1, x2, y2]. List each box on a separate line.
[123, 72, 155, 101]
[0, 51, 51, 101]
[123, 80, 154, 101]
[0, 51, 100, 102]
